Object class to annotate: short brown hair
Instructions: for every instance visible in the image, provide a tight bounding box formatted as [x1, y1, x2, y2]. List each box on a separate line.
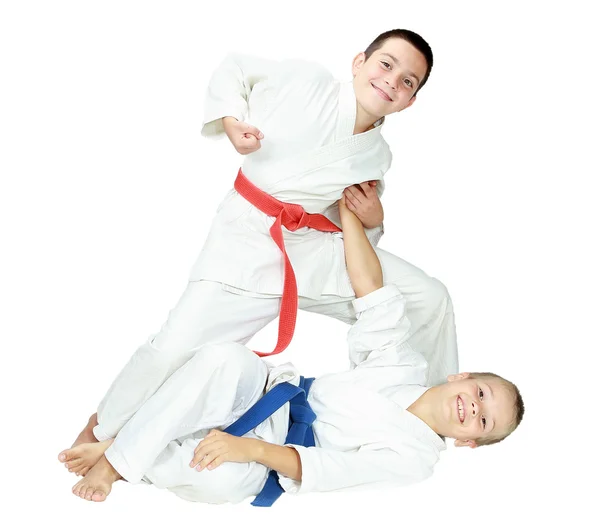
[469, 372, 525, 447]
[364, 29, 434, 94]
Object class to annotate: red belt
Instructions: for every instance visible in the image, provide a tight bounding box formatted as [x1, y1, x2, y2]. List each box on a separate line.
[233, 168, 342, 357]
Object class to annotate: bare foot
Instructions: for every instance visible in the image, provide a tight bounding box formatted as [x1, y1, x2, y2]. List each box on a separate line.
[69, 413, 100, 450]
[59, 439, 114, 476]
[72, 454, 122, 502]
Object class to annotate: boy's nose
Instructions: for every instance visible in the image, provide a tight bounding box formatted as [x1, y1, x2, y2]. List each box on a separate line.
[471, 401, 480, 416]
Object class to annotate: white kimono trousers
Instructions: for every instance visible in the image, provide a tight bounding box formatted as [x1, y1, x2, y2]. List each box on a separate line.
[191, 53, 392, 299]
[104, 284, 445, 503]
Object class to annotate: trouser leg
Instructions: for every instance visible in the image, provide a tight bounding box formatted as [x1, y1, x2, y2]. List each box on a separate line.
[93, 281, 280, 440]
[299, 247, 459, 386]
[105, 342, 270, 504]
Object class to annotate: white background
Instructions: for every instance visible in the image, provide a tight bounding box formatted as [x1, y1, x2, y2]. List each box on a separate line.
[1, 0, 598, 525]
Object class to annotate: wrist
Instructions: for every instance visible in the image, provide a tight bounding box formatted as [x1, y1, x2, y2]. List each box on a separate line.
[222, 116, 238, 132]
[250, 438, 266, 463]
[340, 211, 363, 230]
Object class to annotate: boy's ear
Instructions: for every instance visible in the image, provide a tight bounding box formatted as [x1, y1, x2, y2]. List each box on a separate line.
[447, 372, 471, 382]
[352, 52, 366, 76]
[454, 439, 478, 449]
[400, 95, 417, 111]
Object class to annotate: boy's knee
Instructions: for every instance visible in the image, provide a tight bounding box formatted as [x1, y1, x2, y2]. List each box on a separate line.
[420, 276, 452, 315]
[430, 277, 451, 304]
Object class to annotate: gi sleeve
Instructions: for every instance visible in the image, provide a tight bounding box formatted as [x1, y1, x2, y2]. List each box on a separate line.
[278, 445, 432, 495]
[347, 284, 414, 369]
[201, 53, 279, 139]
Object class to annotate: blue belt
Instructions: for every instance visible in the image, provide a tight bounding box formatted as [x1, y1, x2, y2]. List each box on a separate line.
[223, 376, 316, 507]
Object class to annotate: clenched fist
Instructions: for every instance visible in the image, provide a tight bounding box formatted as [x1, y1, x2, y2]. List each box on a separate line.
[222, 116, 264, 155]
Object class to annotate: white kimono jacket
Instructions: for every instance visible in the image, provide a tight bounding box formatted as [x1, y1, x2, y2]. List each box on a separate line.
[154, 284, 445, 503]
[273, 284, 446, 495]
[190, 53, 392, 299]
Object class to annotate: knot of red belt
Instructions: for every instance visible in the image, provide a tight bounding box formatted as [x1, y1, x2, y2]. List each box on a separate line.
[279, 204, 310, 231]
[233, 168, 342, 357]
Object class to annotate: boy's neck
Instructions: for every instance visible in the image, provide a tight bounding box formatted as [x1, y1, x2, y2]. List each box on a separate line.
[353, 102, 379, 135]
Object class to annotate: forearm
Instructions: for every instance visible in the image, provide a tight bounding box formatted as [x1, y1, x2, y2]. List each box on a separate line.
[252, 439, 302, 482]
[342, 212, 384, 298]
[222, 116, 239, 129]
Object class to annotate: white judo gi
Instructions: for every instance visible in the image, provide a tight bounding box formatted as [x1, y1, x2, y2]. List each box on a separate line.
[93, 53, 458, 443]
[104, 285, 445, 503]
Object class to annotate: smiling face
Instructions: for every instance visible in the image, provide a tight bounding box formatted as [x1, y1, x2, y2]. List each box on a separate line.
[435, 373, 517, 448]
[351, 37, 429, 121]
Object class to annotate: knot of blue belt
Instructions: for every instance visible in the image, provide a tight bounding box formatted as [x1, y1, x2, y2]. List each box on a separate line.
[223, 376, 316, 507]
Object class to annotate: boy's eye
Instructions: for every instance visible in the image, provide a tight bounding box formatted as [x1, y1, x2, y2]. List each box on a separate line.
[404, 79, 413, 88]
[482, 417, 487, 429]
[479, 388, 484, 400]
[381, 61, 391, 69]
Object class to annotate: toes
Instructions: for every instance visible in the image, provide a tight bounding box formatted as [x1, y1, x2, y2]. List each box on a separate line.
[61, 446, 83, 462]
[85, 486, 99, 501]
[65, 459, 82, 470]
[72, 481, 92, 498]
[91, 490, 107, 502]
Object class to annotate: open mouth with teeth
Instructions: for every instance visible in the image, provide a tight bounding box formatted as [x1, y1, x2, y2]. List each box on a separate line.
[457, 396, 465, 423]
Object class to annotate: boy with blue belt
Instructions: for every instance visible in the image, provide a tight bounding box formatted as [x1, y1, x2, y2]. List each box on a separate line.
[67, 195, 524, 504]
